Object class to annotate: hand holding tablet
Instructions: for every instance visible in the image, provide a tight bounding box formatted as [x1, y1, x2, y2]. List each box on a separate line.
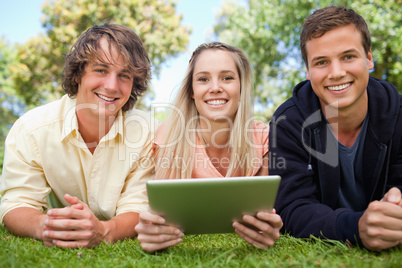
[136, 175, 281, 252]
[146, 175, 281, 234]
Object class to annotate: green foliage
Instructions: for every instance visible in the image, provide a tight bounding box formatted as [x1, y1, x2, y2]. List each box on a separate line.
[12, 35, 56, 109]
[152, 109, 168, 123]
[1, 226, 401, 267]
[0, 38, 23, 174]
[214, 0, 402, 119]
[1, 0, 190, 171]
[12, 0, 191, 109]
[351, 0, 402, 89]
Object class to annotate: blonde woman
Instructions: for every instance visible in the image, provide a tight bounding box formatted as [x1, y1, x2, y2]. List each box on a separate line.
[135, 42, 283, 252]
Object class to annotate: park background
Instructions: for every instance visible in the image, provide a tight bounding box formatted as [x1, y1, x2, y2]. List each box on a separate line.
[0, 1, 401, 266]
[0, 0, 401, 174]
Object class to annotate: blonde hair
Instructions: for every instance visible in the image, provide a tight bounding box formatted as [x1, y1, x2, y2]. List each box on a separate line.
[156, 42, 255, 179]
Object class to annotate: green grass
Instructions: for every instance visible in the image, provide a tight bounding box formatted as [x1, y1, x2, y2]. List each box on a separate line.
[1, 225, 401, 268]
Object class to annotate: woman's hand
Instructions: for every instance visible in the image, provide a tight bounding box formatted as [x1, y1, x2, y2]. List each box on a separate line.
[135, 210, 184, 252]
[233, 209, 283, 248]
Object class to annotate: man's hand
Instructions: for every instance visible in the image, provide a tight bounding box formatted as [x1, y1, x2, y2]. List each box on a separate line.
[381, 187, 402, 207]
[232, 209, 283, 248]
[135, 210, 183, 252]
[358, 187, 402, 251]
[42, 194, 107, 248]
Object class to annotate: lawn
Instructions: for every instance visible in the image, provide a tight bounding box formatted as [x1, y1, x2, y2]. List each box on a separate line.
[1, 226, 401, 267]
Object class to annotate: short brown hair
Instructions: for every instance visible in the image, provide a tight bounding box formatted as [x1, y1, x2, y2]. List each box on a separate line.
[62, 23, 151, 111]
[300, 6, 371, 68]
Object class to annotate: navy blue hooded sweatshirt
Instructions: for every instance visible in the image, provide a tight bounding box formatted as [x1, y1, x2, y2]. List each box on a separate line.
[269, 77, 402, 245]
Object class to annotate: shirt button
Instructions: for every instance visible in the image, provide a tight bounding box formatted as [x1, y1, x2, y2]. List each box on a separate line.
[91, 173, 96, 178]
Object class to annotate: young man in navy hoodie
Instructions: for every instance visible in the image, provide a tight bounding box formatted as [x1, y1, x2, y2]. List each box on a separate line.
[269, 6, 402, 251]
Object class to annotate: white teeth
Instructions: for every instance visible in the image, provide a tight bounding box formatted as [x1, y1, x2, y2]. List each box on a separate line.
[206, 100, 227, 105]
[97, 94, 116, 101]
[328, 83, 351, 91]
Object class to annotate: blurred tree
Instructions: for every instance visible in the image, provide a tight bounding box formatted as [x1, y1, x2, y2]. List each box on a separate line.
[12, 0, 191, 110]
[214, 0, 402, 119]
[353, 0, 402, 89]
[0, 38, 24, 174]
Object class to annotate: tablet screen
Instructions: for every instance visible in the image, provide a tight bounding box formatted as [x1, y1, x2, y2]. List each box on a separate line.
[146, 175, 281, 234]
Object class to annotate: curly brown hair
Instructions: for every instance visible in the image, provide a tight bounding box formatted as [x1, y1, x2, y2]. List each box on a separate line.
[62, 23, 151, 111]
[300, 6, 371, 68]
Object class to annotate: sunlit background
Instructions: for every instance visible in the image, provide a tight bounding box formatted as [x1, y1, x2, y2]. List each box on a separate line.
[0, 0, 401, 174]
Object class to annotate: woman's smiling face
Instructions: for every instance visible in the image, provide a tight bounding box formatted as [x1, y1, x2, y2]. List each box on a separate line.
[192, 49, 241, 123]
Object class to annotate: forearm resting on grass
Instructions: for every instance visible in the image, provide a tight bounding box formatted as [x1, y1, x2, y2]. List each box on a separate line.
[3, 194, 139, 248]
[135, 210, 184, 252]
[3, 207, 48, 240]
[358, 187, 402, 251]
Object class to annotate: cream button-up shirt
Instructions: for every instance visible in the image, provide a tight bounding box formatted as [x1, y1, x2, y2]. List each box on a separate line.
[0, 95, 157, 222]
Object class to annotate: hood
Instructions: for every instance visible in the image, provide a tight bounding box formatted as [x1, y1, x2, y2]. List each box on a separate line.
[366, 77, 400, 143]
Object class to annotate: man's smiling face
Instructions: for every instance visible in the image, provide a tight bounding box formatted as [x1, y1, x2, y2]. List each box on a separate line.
[75, 38, 133, 120]
[306, 24, 374, 112]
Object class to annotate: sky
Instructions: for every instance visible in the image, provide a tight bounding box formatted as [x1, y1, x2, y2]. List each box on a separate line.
[0, 0, 226, 104]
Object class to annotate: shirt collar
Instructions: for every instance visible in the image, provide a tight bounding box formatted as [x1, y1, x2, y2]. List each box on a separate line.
[61, 96, 79, 142]
[61, 96, 124, 143]
[103, 109, 124, 142]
